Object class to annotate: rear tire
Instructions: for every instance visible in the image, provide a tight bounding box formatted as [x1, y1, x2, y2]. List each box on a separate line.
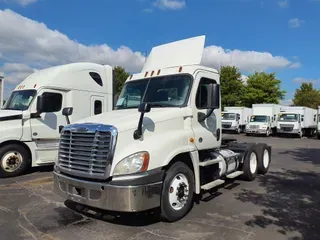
[241, 145, 259, 181]
[256, 143, 271, 174]
[0, 144, 30, 178]
[160, 162, 194, 222]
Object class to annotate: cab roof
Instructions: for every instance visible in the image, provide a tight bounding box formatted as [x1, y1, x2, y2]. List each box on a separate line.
[14, 62, 112, 93]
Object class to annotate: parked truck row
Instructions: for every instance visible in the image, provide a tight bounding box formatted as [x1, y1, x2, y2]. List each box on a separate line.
[222, 104, 320, 138]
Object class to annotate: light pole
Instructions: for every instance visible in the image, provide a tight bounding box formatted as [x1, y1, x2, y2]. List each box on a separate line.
[0, 75, 4, 108]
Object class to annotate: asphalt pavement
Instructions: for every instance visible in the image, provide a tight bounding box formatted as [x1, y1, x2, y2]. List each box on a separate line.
[0, 134, 319, 240]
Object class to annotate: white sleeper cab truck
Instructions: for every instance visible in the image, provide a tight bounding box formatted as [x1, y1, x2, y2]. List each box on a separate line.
[53, 36, 272, 222]
[277, 106, 317, 138]
[318, 106, 320, 139]
[0, 62, 115, 178]
[221, 107, 252, 133]
[246, 104, 283, 136]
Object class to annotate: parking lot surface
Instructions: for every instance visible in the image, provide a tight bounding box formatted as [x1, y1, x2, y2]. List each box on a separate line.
[1, 134, 319, 240]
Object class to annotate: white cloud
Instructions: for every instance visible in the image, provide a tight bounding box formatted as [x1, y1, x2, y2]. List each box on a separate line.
[278, 0, 289, 8]
[201, 45, 296, 72]
[0, 0, 38, 6]
[154, 0, 186, 10]
[288, 18, 303, 28]
[0, 9, 300, 98]
[241, 75, 248, 85]
[293, 77, 320, 85]
[280, 99, 293, 106]
[289, 62, 301, 68]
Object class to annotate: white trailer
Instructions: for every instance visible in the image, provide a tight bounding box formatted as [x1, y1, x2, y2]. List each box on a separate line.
[53, 36, 272, 222]
[277, 106, 317, 138]
[222, 107, 252, 133]
[246, 104, 283, 136]
[0, 62, 116, 178]
[317, 106, 320, 139]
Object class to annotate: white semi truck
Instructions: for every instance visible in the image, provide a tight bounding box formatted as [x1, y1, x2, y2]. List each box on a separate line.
[53, 36, 272, 222]
[277, 106, 317, 138]
[317, 106, 320, 139]
[246, 104, 283, 137]
[0, 62, 116, 178]
[222, 107, 252, 133]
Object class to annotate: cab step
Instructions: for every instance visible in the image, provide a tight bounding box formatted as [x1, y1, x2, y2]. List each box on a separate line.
[199, 158, 222, 167]
[226, 171, 243, 179]
[201, 179, 225, 190]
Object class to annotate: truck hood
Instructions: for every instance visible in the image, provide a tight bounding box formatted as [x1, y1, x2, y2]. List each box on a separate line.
[0, 109, 22, 120]
[74, 107, 191, 133]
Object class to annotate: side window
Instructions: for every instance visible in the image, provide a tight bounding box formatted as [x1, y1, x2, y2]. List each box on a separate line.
[42, 92, 62, 112]
[94, 100, 102, 115]
[196, 77, 216, 109]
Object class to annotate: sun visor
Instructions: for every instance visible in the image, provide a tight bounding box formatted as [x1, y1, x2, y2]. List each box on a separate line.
[142, 35, 206, 72]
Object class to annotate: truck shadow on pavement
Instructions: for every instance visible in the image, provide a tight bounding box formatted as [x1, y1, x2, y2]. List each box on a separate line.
[63, 200, 161, 226]
[235, 169, 320, 240]
[278, 148, 320, 166]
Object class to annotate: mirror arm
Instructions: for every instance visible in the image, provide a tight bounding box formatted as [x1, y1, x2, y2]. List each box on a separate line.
[133, 112, 145, 140]
[65, 116, 70, 125]
[198, 108, 214, 122]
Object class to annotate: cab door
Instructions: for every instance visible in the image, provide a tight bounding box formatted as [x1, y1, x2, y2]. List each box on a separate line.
[29, 89, 66, 163]
[191, 71, 221, 150]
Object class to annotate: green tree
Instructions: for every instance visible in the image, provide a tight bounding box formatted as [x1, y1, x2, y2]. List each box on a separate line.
[114, 66, 130, 95]
[220, 66, 245, 108]
[241, 72, 286, 107]
[292, 82, 320, 108]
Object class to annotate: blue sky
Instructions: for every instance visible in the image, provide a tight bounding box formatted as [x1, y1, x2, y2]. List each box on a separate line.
[0, 0, 319, 104]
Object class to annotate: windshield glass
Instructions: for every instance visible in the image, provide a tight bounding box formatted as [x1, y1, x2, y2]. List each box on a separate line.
[3, 90, 36, 111]
[222, 113, 235, 120]
[115, 75, 192, 109]
[250, 115, 268, 123]
[278, 113, 298, 122]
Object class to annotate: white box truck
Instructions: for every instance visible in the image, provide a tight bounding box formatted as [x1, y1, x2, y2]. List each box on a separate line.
[53, 36, 272, 222]
[222, 107, 252, 133]
[316, 106, 320, 139]
[246, 104, 283, 136]
[277, 106, 317, 138]
[0, 62, 116, 178]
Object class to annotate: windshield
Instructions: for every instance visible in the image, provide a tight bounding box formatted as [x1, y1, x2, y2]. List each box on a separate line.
[278, 113, 298, 122]
[250, 115, 268, 123]
[222, 113, 235, 120]
[115, 75, 192, 109]
[3, 90, 36, 111]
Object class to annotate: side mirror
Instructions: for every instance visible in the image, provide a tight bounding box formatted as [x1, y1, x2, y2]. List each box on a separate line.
[36, 94, 53, 113]
[207, 83, 220, 109]
[62, 107, 73, 116]
[62, 107, 73, 125]
[134, 103, 151, 140]
[36, 95, 45, 113]
[138, 102, 151, 113]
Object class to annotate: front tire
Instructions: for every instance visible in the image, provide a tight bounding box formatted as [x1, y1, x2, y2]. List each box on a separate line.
[160, 162, 194, 222]
[0, 144, 30, 178]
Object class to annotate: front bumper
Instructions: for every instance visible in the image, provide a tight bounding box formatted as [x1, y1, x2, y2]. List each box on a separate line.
[277, 128, 300, 134]
[53, 170, 163, 212]
[245, 128, 268, 134]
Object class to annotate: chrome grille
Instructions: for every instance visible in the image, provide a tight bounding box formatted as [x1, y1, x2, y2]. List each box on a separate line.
[222, 123, 232, 129]
[280, 124, 294, 132]
[249, 125, 259, 129]
[57, 123, 117, 179]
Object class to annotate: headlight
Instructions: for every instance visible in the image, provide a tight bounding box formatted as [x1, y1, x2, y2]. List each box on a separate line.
[261, 125, 267, 129]
[113, 151, 149, 176]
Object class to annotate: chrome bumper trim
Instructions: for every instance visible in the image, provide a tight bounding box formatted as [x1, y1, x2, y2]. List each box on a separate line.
[53, 171, 162, 212]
